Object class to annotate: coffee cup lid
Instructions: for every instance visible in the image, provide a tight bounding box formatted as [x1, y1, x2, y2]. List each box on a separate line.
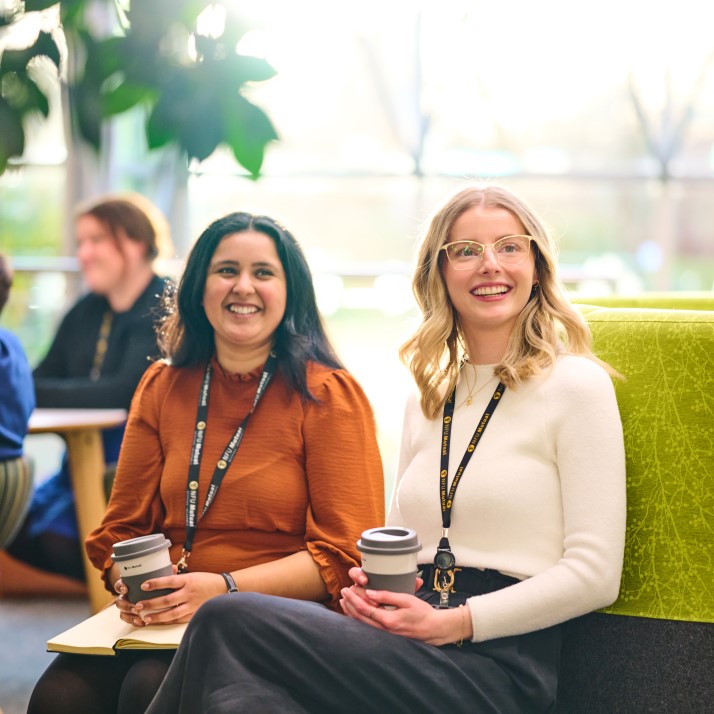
[111, 534, 172, 562]
[356, 527, 421, 555]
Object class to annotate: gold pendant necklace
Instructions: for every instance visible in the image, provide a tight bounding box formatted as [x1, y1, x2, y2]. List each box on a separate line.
[458, 362, 495, 407]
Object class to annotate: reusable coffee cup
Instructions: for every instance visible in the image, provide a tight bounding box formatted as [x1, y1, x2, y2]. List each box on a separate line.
[357, 527, 422, 594]
[111, 533, 174, 604]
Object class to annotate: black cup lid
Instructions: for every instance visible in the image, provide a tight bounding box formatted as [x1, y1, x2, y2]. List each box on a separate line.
[111, 533, 171, 562]
[356, 527, 421, 555]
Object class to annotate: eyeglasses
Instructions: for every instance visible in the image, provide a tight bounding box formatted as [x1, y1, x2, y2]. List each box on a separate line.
[439, 235, 532, 269]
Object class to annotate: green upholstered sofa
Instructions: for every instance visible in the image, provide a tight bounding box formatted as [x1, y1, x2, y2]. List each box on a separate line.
[556, 306, 714, 713]
[570, 291, 714, 311]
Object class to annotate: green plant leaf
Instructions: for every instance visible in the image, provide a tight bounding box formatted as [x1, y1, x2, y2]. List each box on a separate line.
[93, 37, 127, 80]
[1, 72, 26, 111]
[102, 80, 152, 116]
[124, 0, 207, 44]
[0, 0, 279, 177]
[167, 0, 216, 29]
[146, 73, 223, 161]
[0, 31, 61, 73]
[224, 95, 278, 178]
[0, 6, 22, 28]
[24, 0, 63, 11]
[59, 0, 89, 26]
[0, 96, 25, 172]
[1, 72, 48, 117]
[23, 75, 50, 117]
[228, 54, 277, 85]
[35, 31, 62, 70]
[194, 33, 219, 60]
[146, 89, 182, 150]
[70, 81, 102, 149]
[180, 108, 223, 162]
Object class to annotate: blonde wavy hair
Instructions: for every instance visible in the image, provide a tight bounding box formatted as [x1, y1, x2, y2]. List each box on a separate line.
[400, 183, 619, 419]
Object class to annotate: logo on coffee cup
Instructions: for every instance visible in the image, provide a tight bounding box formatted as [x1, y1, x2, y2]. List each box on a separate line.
[111, 534, 174, 605]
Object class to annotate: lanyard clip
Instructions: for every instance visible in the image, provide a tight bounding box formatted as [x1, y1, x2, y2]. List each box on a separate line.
[434, 567, 455, 593]
[177, 548, 191, 573]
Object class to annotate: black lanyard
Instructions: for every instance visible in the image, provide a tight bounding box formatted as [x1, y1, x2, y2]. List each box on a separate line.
[433, 378, 505, 605]
[177, 352, 277, 572]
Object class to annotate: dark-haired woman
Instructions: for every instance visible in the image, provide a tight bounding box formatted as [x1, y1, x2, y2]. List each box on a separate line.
[8, 193, 173, 580]
[27, 212, 384, 714]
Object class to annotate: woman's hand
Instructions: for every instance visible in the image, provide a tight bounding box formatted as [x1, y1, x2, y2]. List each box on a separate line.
[342, 566, 425, 604]
[339, 567, 470, 647]
[113, 577, 136, 623]
[113, 569, 227, 627]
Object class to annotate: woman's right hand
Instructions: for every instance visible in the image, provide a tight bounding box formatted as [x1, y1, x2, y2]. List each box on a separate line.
[341, 566, 424, 612]
[340, 569, 467, 646]
[112, 577, 141, 625]
[345, 566, 424, 598]
[345, 566, 371, 595]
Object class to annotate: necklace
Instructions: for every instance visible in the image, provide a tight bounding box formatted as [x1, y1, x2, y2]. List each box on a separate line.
[90, 310, 113, 381]
[458, 362, 496, 407]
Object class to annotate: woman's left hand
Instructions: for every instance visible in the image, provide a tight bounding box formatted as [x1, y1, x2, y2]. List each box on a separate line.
[127, 571, 227, 626]
[340, 582, 470, 647]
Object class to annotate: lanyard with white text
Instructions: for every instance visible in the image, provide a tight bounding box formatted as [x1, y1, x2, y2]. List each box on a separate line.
[433, 380, 505, 606]
[177, 352, 278, 572]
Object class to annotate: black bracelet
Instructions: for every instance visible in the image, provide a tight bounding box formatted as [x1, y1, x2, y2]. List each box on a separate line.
[221, 572, 240, 593]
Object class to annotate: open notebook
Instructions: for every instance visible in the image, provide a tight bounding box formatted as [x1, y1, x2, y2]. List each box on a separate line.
[48, 605, 188, 656]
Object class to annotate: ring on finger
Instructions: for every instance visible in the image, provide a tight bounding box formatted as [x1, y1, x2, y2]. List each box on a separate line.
[369, 606, 378, 619]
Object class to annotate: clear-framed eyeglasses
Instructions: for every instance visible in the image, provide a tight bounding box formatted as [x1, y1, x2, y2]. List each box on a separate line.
[439, 235, 533, 269]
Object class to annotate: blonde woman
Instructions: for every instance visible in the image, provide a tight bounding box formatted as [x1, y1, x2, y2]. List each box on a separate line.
[146, 184, 626, 714]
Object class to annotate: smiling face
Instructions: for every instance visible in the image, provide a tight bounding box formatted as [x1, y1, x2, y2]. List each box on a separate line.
[441, 204, 537, 360]
[202, 230, 287, 368]
[76, 214, 145, 295]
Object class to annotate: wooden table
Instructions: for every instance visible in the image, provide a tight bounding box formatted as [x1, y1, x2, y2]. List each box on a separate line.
[29, 408, 127, 613]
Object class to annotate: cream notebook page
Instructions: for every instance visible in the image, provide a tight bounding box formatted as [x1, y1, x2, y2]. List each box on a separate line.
[48, 605, 187, 656]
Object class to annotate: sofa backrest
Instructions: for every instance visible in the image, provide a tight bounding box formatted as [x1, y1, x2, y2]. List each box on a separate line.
[571, 291, 714, 311]
[579, 305, 714, 623]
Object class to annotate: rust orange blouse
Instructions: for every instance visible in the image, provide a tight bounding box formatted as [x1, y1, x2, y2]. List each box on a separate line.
[86, 358, 385, 608]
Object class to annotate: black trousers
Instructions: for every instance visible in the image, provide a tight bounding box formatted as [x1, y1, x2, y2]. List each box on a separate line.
[146, 585, 562, 713]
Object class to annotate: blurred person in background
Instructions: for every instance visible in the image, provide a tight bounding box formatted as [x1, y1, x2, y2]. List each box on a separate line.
[0, 252, 35, 548]
[7, 194, 174, 580]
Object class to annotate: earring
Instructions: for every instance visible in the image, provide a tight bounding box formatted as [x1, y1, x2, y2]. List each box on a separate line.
[529, 283, 539, 300]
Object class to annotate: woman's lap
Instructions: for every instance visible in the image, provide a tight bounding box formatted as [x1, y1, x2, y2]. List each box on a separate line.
[28, 649, 173, 714]
[147, 593, 561, 714]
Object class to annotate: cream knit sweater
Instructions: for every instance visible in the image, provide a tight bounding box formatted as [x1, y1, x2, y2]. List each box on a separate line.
[387, 354, 626, 642]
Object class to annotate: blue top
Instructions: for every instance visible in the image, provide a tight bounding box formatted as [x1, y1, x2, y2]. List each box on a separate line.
[0, 327, 35, 460]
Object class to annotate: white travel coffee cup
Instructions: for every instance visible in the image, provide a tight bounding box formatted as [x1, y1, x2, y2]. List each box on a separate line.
[357, 527, 422, 595]
[111, 533, 174, 605]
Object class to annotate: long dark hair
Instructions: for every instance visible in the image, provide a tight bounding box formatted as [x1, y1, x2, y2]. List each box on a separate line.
[159, 212, 343, 400]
